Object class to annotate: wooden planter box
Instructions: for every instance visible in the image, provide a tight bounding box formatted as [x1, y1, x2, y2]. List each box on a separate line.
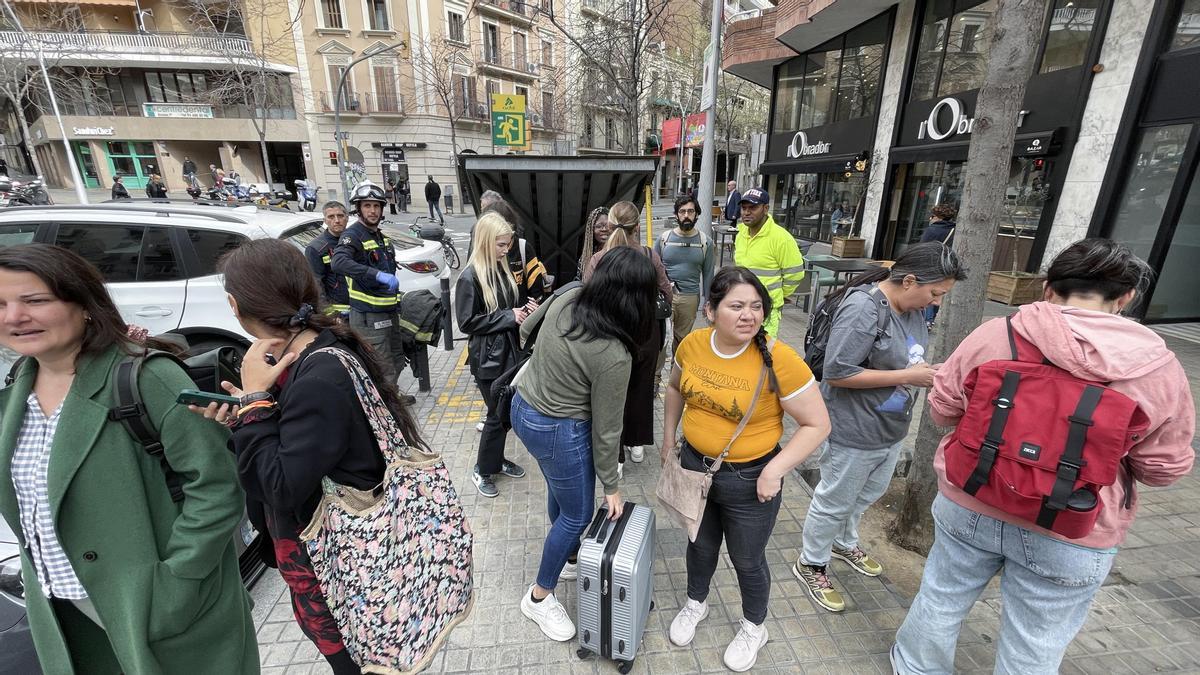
[831, 236, 866, 258]
[987, 271, 1045, 305]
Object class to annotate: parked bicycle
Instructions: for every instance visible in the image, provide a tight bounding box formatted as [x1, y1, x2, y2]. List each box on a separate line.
[410, 216, 461, 270]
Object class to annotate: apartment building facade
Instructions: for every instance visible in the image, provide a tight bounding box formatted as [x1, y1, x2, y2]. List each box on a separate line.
[724, 0, 1200, 322]
[0, 0, 306, 191]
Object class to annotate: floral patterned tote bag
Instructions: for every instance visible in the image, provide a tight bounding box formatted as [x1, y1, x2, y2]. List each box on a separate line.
[300, 347, 474, 674]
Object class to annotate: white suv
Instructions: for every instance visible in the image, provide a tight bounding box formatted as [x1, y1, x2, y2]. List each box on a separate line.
[0, 201, 446, 357]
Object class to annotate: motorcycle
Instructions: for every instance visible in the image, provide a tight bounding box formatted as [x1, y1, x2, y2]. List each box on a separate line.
[295, 179, 319, 211]
[0, 176, 52, 207]
[184, 172, 203, 199]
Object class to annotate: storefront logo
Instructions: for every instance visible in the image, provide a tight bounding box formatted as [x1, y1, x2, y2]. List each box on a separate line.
[72, 126, 114, 136]
[786, 131, 831, 158]
[918, 97, 1029, 141]
[142, 103, 214, 119]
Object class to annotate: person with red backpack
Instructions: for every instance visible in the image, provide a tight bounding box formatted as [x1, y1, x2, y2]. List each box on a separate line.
[891, 238, 1196, 675]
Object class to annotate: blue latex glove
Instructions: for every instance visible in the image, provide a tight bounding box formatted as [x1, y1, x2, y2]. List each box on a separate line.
[375, 270, 399, 293]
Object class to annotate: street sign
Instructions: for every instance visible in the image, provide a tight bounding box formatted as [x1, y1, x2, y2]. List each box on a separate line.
[700, 43, 715, 111]
[491, 93, 527, 148]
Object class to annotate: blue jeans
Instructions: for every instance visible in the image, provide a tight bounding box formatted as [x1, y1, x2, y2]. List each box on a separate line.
[429, 200, 443, 222]
[925, 304, 939, 324]
[510, 392, 595, 591]
[892, 494, 1116, 675]
[801, 440, 903, 566]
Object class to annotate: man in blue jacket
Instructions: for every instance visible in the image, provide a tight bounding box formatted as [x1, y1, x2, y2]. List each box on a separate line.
[723, 180, 741, 226]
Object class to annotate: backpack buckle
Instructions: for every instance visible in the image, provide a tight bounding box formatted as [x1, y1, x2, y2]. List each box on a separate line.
[992, 397, 1013, 410]
[1067, 415, 1094, 427]
[108, 403, 145, 421]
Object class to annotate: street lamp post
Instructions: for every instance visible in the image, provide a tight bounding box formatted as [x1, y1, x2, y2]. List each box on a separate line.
[1, 0, 88, 204]
[696, 0, 723, 238]
[334, 41, 405, 197]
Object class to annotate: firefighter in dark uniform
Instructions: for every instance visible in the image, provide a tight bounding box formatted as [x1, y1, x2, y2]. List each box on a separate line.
[332, 182, 414, 402]
[304, 200, 351, 318]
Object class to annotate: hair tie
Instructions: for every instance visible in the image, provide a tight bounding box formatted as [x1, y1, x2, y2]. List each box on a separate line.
[126, 324, 149, 344]
[289, 303, 315, 328]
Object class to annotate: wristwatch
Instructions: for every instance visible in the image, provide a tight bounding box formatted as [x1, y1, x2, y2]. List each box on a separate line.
[239, 391, 275, 407]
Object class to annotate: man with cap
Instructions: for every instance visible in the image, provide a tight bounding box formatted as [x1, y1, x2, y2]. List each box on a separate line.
[304, 200, 351, 319]
[332, 181, 416, 403]
[733, 186, 805, 337]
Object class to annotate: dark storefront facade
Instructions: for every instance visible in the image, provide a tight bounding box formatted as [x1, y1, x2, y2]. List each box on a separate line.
[763, 11, 893, 244]
[878, 0, 1108, 271]
[1094, 0, 1200, 322]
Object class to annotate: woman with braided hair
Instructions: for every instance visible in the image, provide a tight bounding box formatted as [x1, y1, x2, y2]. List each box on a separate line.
[661, 266, 830, 672]
[576, 206, 612, 280]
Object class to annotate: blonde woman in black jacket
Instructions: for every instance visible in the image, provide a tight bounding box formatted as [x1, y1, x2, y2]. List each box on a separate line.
[455, 212, 531, 498]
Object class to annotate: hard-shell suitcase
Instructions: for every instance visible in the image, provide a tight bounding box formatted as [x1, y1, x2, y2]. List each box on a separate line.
[575, 503, 655, 673]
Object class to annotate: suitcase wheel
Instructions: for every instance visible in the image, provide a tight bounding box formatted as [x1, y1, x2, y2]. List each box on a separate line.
[650, 600, 655, 611]
[617, 660, 634, 674]
[576, 648, 592, 660]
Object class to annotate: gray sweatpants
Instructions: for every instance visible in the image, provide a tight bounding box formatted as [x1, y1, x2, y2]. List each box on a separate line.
[350, 309, 407, 383]
[800, 439, 904, 566]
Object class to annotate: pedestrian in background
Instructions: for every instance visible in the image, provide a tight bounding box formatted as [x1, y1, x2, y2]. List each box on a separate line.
[110, 176, 130, 200]
[0, 244, 258, 674]
[398, 179, 410, 213]
[181, 156, 197, 180]
[304, 201, 350, 318]
[724, 180, 741, 227]
[663, 266, 829, 672]
[145, 174, 168, 199]
[512, 246, 657, 643]
[455, 212, 529, 498]
[583, 201, 672, 471]
[425, 175, 443, 223]
[385, 179, 398, 215]
[576, 206, 611, 280]
[891, 239, 1195, 675]
[655, 194, 715, 357]
[733, 187, 804, 337]
[918, 204, 958, 329]
[484, 200, 550, 303]
[795, 242, 965, 614]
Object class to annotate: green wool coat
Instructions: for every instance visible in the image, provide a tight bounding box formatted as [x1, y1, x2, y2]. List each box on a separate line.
[0, 346, 259, 674]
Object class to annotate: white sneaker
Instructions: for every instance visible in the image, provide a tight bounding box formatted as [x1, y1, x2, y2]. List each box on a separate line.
[668, 598, 709, 646]
[520, 585, 576, 642]
[723, 619, 768, 672]
[559, 561, 578, 581]
[629, 446, 645, 463]
[475, 422, 484, 432]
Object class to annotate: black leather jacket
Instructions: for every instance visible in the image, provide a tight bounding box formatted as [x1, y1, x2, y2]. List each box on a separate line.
[453, 264, 522, 381]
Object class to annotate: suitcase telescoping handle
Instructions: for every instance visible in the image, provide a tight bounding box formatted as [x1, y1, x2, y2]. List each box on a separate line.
[586, 502, 636, 545]
[586, 507, 608, 541]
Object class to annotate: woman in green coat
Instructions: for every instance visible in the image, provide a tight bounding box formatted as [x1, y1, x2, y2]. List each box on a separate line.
[0, 244, 258, 674]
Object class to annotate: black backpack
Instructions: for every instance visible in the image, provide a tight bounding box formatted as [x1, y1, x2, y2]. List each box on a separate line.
[4, 345, 241, 503]
[803, 286, 890, 381]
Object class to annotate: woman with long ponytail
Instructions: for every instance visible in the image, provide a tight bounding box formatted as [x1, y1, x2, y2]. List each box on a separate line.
[582, 201, 673, 471]
[661, 266, 830, 671]
[793, 241, 965, 616]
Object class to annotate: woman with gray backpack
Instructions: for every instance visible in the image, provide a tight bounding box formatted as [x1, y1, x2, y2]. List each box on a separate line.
[795, 242, 965, 613]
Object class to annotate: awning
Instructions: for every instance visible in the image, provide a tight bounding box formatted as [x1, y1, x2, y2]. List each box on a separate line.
[759, 153, 862, 175]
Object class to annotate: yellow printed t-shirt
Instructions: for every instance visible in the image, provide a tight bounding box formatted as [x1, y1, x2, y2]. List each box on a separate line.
[677, 327, 815, 462]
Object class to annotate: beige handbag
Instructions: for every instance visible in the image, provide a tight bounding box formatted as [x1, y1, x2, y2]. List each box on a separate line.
[655, 359, 770, 542]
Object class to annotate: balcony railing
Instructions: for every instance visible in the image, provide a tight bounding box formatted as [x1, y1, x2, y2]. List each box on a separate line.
[478, 0, 535, 23]
[317, 91, 405, 115]
[0, 29, 254, 57]
[476, 46, 540, 78]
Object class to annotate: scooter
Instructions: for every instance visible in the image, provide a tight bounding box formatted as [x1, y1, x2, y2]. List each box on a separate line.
[295, 179, 320, 211]
[0, 176, 52, 206]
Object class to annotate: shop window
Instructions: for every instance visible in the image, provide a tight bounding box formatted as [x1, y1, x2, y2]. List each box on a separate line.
[770, 171, 867, 243]
[1170, 0, 1200, 51]
[1147, 158, 1200, 319]
[55, 224, 144, 283]
[1040, 0, 1101, 72]
[937, 0, 997, 96]
[910, 0, 952, 101]
[1107, 124, 1193, 261]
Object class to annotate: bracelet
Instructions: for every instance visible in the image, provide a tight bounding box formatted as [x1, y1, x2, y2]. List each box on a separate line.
[239, 391, 275, 407]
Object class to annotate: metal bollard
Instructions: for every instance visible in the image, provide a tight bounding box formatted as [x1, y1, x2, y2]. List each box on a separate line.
[440, 275, 454, 351]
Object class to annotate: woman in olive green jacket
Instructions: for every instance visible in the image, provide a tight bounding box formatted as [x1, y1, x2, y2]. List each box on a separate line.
[0, 244, 258, 674]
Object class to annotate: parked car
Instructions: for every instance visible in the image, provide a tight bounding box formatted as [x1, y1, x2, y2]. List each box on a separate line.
[0, 200, 445, 368]
[0, 519, 37, 674]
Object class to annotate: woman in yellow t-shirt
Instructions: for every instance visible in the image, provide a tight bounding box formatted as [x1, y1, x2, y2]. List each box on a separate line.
[661, 266, 830, 672]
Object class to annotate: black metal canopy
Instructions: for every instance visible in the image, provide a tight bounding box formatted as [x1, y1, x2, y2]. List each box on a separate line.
[457, 154, 660, 287]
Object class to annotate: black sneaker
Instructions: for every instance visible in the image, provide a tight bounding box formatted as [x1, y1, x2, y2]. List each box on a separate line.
[500, 460, 526, 478]
[472, 470, 499, 498]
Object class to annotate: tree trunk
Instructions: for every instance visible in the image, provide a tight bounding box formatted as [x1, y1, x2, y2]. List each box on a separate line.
[889, 0, 1047, 554]
[14, 105, 44, 179]
[258, 136, 272, 185]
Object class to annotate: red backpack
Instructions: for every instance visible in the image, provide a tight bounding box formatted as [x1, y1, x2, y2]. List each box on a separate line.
[944, 316, 1150, 539]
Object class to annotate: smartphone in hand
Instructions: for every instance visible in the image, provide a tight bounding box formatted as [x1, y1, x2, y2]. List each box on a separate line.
[177, 389, 241, 407]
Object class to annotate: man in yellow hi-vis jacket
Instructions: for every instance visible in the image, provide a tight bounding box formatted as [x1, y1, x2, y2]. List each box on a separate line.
[733, 187, 805, 336]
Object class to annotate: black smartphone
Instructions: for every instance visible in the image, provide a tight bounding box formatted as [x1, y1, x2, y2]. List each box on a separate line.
[177, 389, 241, 407]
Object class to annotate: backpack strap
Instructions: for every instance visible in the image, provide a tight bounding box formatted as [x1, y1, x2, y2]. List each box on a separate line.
[1037, 385, 1104, 529]
[107, 352, 185, 503]
[4, 356, 28, 387]
[962, 369, 1022, 495]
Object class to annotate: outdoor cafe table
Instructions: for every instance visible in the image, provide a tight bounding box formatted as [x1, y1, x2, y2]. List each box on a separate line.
[810, 258, 881, 285]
